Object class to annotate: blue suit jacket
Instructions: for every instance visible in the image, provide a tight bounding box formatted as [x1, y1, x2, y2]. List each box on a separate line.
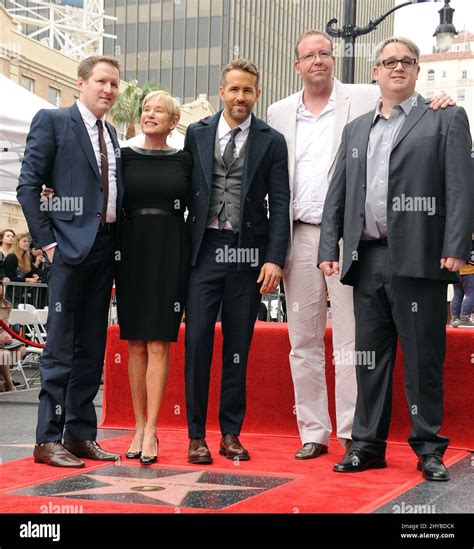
[17, 102, 124, 265]
[184, 111, 290, 270]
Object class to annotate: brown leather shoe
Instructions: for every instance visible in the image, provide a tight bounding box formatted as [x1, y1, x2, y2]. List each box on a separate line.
[219, 434, 250, 461]
[295, 442, 328, 460]
[63, 440, 120, 461]
[33, 442, 85, 468]
[188, 437, 213, 464]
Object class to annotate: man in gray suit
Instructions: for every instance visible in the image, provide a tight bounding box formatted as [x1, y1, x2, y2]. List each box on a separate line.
[267, 30, 452, 461]
[318, 37, 473, 481]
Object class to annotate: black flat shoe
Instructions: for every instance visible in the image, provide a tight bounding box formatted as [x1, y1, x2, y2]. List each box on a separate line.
[417, 454, 450, 481]
[125, 449, 142, 459]
[140, 437, 158, 465]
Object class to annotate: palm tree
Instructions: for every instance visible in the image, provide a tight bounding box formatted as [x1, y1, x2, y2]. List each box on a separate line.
[109, 80, 165, 140]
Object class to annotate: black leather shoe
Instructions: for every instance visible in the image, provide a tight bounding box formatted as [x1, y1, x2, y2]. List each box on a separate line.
[219, 434, 250, 461]
[417, 454, 450, 481]
[63, 440, 120, 461]
[188, 437, 213, 464]
[333, 447, 387, 472]
[295, 442, 328, 460]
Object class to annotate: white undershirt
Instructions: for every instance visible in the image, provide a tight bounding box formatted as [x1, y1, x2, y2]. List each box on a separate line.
[293, 84, 336, 224]
[76, 99, 117, 223]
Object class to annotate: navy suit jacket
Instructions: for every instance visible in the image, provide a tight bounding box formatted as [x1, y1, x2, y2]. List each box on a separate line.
[184, 111, 290, 270]
[17, 103, 124, 265]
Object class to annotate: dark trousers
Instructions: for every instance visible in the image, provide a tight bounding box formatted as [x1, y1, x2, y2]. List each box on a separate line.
[185, 229, 262, 438]
[36, 231, 115, 444]
[351, 241, 449, 457]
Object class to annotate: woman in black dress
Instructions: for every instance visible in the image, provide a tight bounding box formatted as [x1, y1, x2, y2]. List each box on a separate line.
[116, 91, 192, 464]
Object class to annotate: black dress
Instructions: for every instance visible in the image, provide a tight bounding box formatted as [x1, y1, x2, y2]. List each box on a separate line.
[116, 146, 192, 341]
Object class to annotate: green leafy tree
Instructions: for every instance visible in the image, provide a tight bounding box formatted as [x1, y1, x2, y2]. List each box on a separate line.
[110, 80, 165, 140]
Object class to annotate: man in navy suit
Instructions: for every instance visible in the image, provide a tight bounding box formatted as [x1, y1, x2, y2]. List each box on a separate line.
[184, 59, 290, 464]
[17, 56, 123, 467]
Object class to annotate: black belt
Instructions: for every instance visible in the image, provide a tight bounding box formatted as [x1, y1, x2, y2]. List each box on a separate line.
[359, 238, 388, 247]
[126, 208, 180, 217]
[294, 219, 320, 226]
[98, 222, 116, 233]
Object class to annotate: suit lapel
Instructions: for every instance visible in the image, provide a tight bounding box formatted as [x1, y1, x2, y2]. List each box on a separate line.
[392, 97, 429, 151]
[284, 93, 300, 188]
[242, 115, 273, 196]
[356, 113, 374, 179]
[328, 80, 350, 175]
[70, 103, 102, 183]
[195, 114, 218, 191]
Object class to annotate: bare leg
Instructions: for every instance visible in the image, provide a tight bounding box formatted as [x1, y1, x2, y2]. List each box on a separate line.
[0, 350, 15, 391]
[142, 340, 170, 458]
[127, 340, 148, 453]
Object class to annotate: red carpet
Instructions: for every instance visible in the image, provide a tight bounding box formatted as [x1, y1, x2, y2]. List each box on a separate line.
[101, 324, 473, 450]
[0, 431, 468, 514]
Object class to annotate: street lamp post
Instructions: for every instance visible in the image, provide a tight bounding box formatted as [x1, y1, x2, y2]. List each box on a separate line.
[326, 0, 458, 84]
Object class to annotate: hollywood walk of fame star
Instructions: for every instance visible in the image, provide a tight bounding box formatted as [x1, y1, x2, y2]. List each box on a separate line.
[54, 470, 265, 507]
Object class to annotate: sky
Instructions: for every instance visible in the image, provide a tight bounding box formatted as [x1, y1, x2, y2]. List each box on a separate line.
[394, 0, 474, 53]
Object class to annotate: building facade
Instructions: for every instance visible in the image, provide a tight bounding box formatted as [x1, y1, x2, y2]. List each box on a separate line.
[417, 32, 474, 138]
[0, 5, 79, 107]
[103, 0, 395, 117]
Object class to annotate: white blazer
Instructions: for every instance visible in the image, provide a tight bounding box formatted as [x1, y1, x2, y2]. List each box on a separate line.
[267, 78, 380, 267]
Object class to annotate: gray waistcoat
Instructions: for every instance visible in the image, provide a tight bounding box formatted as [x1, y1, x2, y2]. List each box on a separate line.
[206, 132, 247, 233]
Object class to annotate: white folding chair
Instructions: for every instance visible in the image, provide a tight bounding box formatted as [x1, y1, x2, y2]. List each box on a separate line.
[7, 308, 44, 390]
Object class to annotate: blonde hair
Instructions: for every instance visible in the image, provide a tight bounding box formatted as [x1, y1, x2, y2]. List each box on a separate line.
[142, 90, 181, 121]
[0, 281, 11, 311]
[294, 30, 334, 59]
[11, 233, 32, 274]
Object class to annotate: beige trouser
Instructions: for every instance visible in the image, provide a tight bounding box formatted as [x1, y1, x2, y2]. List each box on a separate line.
[284, 223, 357, 449]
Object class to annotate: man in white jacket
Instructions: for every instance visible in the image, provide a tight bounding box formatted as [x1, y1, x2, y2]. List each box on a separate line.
[267, 30, 453, 460]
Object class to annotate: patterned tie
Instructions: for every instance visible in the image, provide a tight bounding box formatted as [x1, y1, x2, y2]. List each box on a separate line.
[222, 126, 241, 170]
[96, 119, 109, 226]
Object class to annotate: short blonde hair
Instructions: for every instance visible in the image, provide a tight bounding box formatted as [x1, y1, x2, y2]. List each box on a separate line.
[141, 90, 181, 121]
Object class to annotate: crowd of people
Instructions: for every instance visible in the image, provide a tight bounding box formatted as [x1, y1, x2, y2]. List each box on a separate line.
[10, 28, 474, 482]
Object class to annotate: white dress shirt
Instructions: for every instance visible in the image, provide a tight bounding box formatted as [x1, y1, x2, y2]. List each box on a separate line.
[293, 84, 337, 225]
[207, 111, 252, 230]
[76, 99, 118, 223]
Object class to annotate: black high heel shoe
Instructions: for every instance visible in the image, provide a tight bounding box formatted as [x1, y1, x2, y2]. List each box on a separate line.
[125, 434, 143, 459]
[140, 437, 158, 465]
[125, 449, 142, 459]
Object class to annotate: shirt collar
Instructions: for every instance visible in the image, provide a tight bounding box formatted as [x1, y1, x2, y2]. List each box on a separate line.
[373, 92, 418, 123]
[218, 111, 252, 139]
[76, 99, 105, 129]
[298, 80, 337, 113]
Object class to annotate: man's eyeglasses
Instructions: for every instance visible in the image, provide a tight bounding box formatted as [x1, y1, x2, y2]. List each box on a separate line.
[381, 58, 417, 70]
[299, 51, 333, 63]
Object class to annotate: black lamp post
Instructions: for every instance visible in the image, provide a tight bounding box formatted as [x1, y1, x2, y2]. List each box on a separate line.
[326, 0, 458, 84]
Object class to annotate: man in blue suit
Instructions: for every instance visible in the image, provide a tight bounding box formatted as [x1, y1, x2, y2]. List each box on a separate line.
[184, 59, 290, 464]
[17, 56, 123, 467]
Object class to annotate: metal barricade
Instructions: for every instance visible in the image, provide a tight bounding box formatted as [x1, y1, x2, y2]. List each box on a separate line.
[260, 292, 287, 322]
[3, 281, 49, 309]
